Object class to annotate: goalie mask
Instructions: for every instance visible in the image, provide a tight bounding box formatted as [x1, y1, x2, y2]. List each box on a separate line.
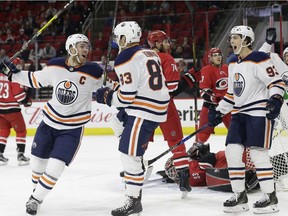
[65, 33, 91, 57]
[113, 21, 142, 49]
[164, 157, 179, 182]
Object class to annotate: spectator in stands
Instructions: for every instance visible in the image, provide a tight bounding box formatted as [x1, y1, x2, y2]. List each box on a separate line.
[160, 0, 170, 13]
[94, 32, 107, 51]
[4, 29, 15, 44]
[45, 5, 57, 20]
[42, 43, 57, 60]
[0, 30, 5, 44]
[182, 37, 192, 59]
[29, 47, 44, 62]
[173, 46, 184, 58]
[105, 10, 115, 27]
[23, 11, 36, 36]
[15, 29, 29, 45]
[58, 19, 74, 37]
[0, 49, 9, 62]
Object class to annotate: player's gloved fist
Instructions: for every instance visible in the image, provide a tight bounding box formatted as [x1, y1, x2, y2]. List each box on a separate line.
[266, 94, 283, 120]
[266, 28, 277, 45]
[1, 60, 20, 76]
[208, 105, 223, 127]
[183, 67, 201, 88]
[93, 87, 114, 107]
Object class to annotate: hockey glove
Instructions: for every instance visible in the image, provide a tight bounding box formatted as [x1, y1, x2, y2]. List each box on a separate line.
[266, 94, 283, 120]
[0, 59, 20, 76]
[208, 105, 223, 127]
[93, 87, 114, 107]
[182, 67, 201, 88]
[266, 28, 277, 45]
[187, 142, 210, 160]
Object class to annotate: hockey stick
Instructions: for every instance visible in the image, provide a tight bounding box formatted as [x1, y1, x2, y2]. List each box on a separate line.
[186, 0, 199, 130]
[145, 123, 212, 166]
[103, 0, 119, 87]
[9, 0, 75, 62]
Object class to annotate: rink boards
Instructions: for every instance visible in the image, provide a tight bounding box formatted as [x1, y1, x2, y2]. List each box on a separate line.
[12, 99, 228, 136]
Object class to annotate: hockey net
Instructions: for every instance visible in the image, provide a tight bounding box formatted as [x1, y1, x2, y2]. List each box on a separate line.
[269, 103, 288, 191]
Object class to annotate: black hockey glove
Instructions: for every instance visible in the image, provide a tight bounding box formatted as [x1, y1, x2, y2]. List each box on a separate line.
[208, 105, 223, 127]
[182, 67, 201, 88]
[93, 87, 114, 107]
[0, 59, 20, 76]
[266, 94, 283, 120]
[266, 28, 277, 45]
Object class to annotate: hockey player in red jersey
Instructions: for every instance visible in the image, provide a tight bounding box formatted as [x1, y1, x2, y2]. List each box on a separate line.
[0, 57, 31, 166]
[147, 30, 201, 195]
[194, 47, 231, 144]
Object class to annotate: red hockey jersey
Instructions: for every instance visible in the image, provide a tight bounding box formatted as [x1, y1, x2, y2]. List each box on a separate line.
[199, 64, 228, 99]
[0, 74, 27, 114]
[157, 52, 180, 93]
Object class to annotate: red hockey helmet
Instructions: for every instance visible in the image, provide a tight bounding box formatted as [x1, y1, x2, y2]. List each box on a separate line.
[147, 30, 169, 48]
[207, 47, 222, 65]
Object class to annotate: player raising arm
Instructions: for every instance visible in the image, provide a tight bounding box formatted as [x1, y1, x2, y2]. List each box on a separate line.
[208, 25, 285, 214]
[94, 21, 170, 216]
[0, 34, 104, 215]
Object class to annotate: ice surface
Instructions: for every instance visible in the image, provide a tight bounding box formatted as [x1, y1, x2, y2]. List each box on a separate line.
[1, 135, 287, 216]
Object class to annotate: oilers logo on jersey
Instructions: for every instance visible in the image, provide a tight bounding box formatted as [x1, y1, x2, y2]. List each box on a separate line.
[233, 73, 245, 97]
[56, 80, 78, 105]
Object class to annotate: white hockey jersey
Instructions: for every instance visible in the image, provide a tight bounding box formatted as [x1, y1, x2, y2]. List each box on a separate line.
[217, 51, 285, 116]
[11, 57, 103, 129]
[112, 45, 170, 122]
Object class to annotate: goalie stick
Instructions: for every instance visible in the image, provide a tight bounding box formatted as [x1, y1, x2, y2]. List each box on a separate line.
[103, 0, 119, 87]
[9, 0, 75, 62]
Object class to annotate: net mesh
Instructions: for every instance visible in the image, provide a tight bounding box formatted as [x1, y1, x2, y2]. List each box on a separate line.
[245, 104, 288, 191]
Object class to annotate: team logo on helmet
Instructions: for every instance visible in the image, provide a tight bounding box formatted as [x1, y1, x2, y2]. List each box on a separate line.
[56, 80, 78, 105]
[233, 73, 245, 97]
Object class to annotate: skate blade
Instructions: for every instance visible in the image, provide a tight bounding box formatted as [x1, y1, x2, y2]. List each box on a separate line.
[223, 204, 249, 213]
[18, 161, 30, 166]
[253, 204, 279, 214]
[181, 191, 188, 199]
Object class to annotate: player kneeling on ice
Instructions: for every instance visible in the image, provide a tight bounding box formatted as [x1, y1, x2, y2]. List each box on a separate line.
[0, 34, 104, 215]
[94, 21, 170, 216]
[208, 25, 285, 214]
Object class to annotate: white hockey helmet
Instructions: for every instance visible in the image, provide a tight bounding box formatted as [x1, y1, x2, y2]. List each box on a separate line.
[65, 33, 91, 56]
[113, 21, 142, 48]
[230, 25, 255, 45]
[283, 47, 288, 59]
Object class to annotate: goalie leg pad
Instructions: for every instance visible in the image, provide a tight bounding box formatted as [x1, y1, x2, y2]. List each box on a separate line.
[121, 153, 144, 198]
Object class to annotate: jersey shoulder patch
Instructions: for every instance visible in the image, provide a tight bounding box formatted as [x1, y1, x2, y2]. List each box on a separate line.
[244, 51, 270, 63]
[114, 45, 143, 66]
[47, 57, 66, 67]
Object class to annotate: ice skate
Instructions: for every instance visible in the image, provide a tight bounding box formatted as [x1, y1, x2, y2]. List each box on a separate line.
[18, 153, 30, 166]
[177, 168, 191, 198]
[223, 191, 249, 213]
[111, 196, 142, 216]
[0, 153, 8, 166]
[253, 191, 279, 214]
[26, 195, 42, 215]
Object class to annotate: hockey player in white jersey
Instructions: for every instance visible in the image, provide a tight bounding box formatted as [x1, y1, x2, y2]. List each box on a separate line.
[94, 21, 170, 216]
[208, 25, 285, 214]
[0, 34, 104, 215]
